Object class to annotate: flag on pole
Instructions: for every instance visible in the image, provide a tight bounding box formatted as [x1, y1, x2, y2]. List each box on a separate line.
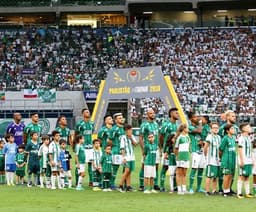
[23, 89, 38, 98]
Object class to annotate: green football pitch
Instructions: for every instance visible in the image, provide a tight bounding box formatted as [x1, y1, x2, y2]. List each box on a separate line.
[0, 146, 255, 212]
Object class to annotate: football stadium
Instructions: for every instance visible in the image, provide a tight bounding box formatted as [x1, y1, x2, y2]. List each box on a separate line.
[0, 0, 255, 211]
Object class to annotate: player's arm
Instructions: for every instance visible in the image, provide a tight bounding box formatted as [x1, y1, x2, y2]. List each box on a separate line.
[238, 138, 244, 167]
[159, 133, 164, 151]
[139, 134, 144, 153]
[24, 143, 30, 161]
[203, 142, 209, 157]
[219, 137, 226, 159]
[48, 145, 55, 167]
[23, 127, 29, 145]
[15, 155, 19, 168]
[68, 131, 74, 146]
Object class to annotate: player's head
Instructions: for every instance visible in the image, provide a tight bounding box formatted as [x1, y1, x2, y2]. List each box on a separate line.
[147, 108, 155, 121]
[81, 108, 90, 119]
[0, 140, 4, 148]
[31, 112, 39, 123]
[104, 114, 113, 126]
[168, 108, 179, 120]
[224, 124, 235, 135]
[187, 111, 199, 124]
[93, 138, 101, 148]
[239, 123, 251, 134]
[52, 130, 60, 141]
[73, 135, 84, 151]
[5, 133, 14, 143]
[13, 112, 22, 122]
[148, 132, 154, 143]
[124, 124, 133, 137]
[210, 122, 219, 134]
[201, 115, 210, 125]
[18, 144, 25, 152]
[57, 115, 67, 127]
[177, 123, 188, 135]
[225, 110, 236, 124]
[105, 144, 112, 154]
[113, 113, 123, 125]
[41, 134, 50, 145]
[59, 139, 67, 149]
[30, 131, 38, 141]
[166, 133, 176, 146]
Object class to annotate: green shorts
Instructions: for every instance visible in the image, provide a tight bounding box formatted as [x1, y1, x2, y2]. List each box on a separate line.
[0, 163, 5, 171]
[168, 154, 177, 166]
[16, 170, 25, 177]
[28, 162, 40, 175]
[124, 161, 135, 172]
[239, 164, 252, 177]
[206, 165, 219, 178]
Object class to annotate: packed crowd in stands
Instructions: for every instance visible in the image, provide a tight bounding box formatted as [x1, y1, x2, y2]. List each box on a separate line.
[0, 27, 255, 115]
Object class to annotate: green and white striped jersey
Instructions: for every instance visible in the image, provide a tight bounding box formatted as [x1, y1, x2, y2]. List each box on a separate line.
[120, 135, 137, 161]
[38, 144, 49, 169]
[48, 141, 61, 164]
[205, 134, 221, 166]
[238, 135, 252, 165]
[92, 148, 102, 169]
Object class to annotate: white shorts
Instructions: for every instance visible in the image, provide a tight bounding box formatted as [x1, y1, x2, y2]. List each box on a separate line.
[85, 148, 94, 163]
[167, 165, 176, 176]
[191, 152, 206, 169]
[77, 164, 85, 173]
[51, 164, 60, 172]
[144, 165, 156, 178]
[112, 154, 122, 165]
[60, 170, 72, 178]
[176, 160, 190, 168]
[156, 149, 160, 164]
[161, 156, 169, 166]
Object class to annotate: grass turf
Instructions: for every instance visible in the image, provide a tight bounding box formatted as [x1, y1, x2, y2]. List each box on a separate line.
[0, 146, 255, 212]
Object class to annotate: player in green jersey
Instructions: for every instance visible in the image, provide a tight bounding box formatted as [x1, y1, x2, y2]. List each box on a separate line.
[119, 124, 137, 192]
[56, 115, 73, 146]
[188, 112, 205, 194]
[237, 123, 253, 199]
[159, 108, 179, 192]
[201, 116, 211, 141]
[218, 110, 239, 194]
[75, 108, 94, 187]
[15, 144, 26, 185]
[108, 113, 125, 189]
[174, 124, 190, 195]
[204, 122, 221, 196]
[100, 145, 113, 192]
[139, 108, 160, 191]
[144, 132, 158, 194]
[38, 135, 51, 188]
[74, 135, 86, 191]
[219, 124, 236, 197]
[25, 131, 40, 187]
[98, 114, 113, 150]
[0, 140, 5, 184]
[91, 139, 103, 191]
[23, 113, 42, 144]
